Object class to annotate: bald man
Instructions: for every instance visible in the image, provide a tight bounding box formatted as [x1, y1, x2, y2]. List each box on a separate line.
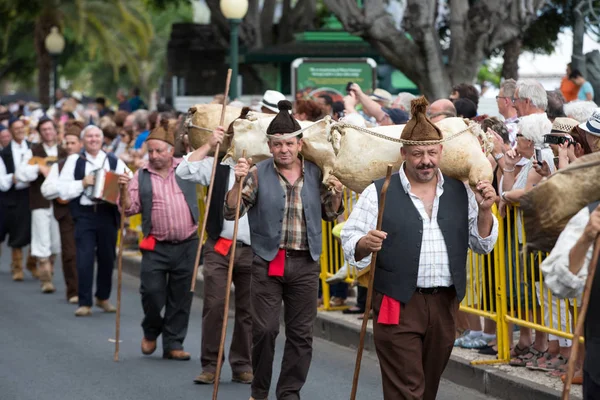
[427, 99, 457, 123]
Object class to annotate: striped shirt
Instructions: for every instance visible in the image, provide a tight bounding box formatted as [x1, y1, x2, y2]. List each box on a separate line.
[226, 157, 342, 250]
[124, 158, 198, 242]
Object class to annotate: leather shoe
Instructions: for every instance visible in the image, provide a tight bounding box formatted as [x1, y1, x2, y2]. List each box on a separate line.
[232, 371, 253, 384]
[95, 298, 116, 313]
[141, 337, 157, 355]
[193, 371, 215, 384]
[163, 349, 191, 360]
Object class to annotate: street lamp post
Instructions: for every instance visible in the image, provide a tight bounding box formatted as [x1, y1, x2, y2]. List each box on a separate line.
[220, 0, 248, 101]
[44, 27, 65, 108]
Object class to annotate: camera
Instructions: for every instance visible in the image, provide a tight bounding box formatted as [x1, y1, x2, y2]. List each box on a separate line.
[544, 135, 574, 146]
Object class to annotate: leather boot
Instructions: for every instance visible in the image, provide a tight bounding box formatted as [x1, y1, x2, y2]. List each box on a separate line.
[26, 251, 39, 279]
[38, 258, 56, 294]
[11, 248, 24, 281]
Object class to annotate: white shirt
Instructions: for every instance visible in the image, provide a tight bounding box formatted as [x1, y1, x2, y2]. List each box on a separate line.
[57, 150, 131, 206]
[15, 143, 59, 183]
[0, 140, 31, 192]
[176, 154, 251, 245]
[341, 164, 498, 288]
[541, 206, 592, 300]
[41, 162, 61, 200]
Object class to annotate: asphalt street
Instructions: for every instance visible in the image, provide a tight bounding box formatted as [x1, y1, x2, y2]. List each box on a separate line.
[0, 244, 497, 400]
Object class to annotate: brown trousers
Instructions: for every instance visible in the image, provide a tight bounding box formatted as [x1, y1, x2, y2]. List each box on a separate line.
[201, 238, 253, 374]
[251, 252, 320, 400]
[373, 288, 459, 400]
[57, 213, 78, 299]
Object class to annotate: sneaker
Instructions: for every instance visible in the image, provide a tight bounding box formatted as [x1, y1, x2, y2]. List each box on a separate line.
[454, 330, 471, 347]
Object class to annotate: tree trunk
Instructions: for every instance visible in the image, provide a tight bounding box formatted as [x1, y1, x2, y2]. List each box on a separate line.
[501, 37, 522, 80]
[34, 16, 55, 109]
[572, 1, 586, 75]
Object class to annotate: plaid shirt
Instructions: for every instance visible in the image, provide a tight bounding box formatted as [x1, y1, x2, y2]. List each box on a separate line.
[225, 157, 342, 250]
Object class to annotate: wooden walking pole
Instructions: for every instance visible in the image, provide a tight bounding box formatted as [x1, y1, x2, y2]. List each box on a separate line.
[114, 185, 127, 362]
[350, 165, 393, 400]
[190, 69, 232, 292]
[562, 235, 600, 399]
[211, 150, 247, 400]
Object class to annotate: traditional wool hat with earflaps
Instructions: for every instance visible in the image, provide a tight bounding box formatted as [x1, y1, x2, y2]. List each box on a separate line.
[266, 100, 302, 137]
[401, 96, 443, 142]
[147, 118, 175, 146]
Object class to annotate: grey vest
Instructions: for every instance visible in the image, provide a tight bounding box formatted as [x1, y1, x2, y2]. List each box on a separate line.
[374, 173, 470, 304]
[248, 159, 323, 261]
[138, 168, 199, 237]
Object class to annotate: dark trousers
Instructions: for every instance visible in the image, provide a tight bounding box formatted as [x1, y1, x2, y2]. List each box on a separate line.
[251, 252, 320, 400]
[140, 237, 197, 352]
[57, 213, 78, 299]
[74, 207, 118, 307]
[201, 238, 253, 374]
[373, 289, 459, 400]
[0, 191, 31, 249]
[585, 369, 600, 400]
[356, 286, 367, 311]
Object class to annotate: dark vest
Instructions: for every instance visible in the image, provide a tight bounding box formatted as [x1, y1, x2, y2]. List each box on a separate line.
[30, 143, 68, 210]
[53, 159, 71, 221]
[247, 159, 323, 262]
[68, 153, 119, 225]
[206, 161, 231, 240]
[138, 167, 199, 237]
[584, 201, 600, 385]
[374, 173, 470, 304]
[0, 141, 31, 206]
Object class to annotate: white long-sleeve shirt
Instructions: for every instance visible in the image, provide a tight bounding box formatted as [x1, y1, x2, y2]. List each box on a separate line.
[40, 162, 62, 200]
[541, 206, 593, 300]
[0, 140, 31, 192]
[57, 150, 130, 206]
[15, 143, 59, 184]
[341, 164, 498, 288]
[176, 154, 251, 245]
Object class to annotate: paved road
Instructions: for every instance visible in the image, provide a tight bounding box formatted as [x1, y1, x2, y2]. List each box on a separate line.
[0, 245, 496, 400]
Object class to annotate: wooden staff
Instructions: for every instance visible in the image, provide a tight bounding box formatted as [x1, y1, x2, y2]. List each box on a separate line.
[114, 185, 127, 362]
[211, 150, 247, 400]
[350, 165, 393, 400]
[562, 234, 600, 399]
[190, 69, 232, 292]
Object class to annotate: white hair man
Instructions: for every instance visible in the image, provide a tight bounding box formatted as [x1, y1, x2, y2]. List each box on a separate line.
[56, 125, 131, 316]
[497, 79, 519, 145]
[513, 79, 548, 118]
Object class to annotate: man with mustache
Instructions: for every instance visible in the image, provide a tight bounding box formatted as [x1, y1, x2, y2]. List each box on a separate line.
[341, 97, 498, 400]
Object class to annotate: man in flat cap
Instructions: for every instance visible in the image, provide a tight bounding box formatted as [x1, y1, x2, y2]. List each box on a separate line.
[226, 100, 344, 400]
[120, 118, 199, 361]
[341, 97, 498, 400]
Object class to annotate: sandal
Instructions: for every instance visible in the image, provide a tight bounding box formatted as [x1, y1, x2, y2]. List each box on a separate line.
[525, 352, 553, 370]
[547, 363, 568, 377]
[536, 354, 568, 372]
[509, 346, 547, 367]
[510, 344, 529, 359]
[478, 345, 498, 356]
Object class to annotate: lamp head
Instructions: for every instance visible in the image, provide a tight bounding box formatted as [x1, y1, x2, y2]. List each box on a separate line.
[45, 27, 65, 55]
[220, 0, 248, 19]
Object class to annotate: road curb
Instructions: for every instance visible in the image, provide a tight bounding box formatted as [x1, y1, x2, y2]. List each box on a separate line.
[122, 253, 580, 400]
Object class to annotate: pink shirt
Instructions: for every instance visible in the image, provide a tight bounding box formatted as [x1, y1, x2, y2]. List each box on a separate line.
[125, 158, 198, 242]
